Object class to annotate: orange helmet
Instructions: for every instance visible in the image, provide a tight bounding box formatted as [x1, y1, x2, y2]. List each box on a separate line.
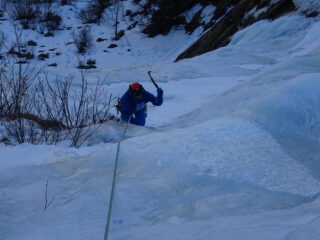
[129, 82, 143, 97]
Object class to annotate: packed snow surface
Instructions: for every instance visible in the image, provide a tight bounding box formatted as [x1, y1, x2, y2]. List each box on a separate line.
[1, 4, 320, 240]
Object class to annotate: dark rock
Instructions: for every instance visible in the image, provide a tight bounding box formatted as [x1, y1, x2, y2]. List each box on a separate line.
[211, 0, 239, 21]
[113, 30, 125, 41]
[305, 11, 319, 18]
[97, 38, 108, 42]
[126, 10, 133, 16]
[108, 44, 118, 48]
[61, 0, 71, 5]
[27, 40, 37, 46]
[25, 52, 34, 59]
[258, 0, 296, 20]
[77, 64, 97, 69]
[176, 0, 296, 61]
[44, 32, 54, 37]
[143, 15, 186, 37]
[185, 9, 202, 34]
[0, 137, 10, 145]
[7, 49, 34, 59]
[127, 21, 138, 30]
[142, 0, 195, 37]
[48, 63, 58, 67]
[86, 59, 96, 65]
[38, 53, 50, 60]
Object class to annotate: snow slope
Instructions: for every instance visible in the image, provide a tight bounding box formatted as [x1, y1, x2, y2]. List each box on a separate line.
[1, 5, 320, 240]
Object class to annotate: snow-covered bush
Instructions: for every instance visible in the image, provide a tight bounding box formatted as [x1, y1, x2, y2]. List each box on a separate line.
[8, 1, 40, 21]
[78, 8, 99, 24]
[72, 27, 93, 54]
[6, 0, 62, 32]
[41, 5, 62, 31]
[78, 0, 112, 24]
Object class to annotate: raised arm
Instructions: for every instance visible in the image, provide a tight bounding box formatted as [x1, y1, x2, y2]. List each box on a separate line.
[145, 88, 163, 106]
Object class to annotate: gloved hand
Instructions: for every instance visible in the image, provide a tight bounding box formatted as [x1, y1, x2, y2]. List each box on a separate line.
[157, 87, 163, 95]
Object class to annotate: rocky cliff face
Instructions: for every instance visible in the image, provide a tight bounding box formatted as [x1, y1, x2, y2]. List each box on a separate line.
[133, 0, 311, 61]
[175, 0, 296, 61]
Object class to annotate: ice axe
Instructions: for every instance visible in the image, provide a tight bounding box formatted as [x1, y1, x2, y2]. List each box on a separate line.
[147, 71, 159, 89]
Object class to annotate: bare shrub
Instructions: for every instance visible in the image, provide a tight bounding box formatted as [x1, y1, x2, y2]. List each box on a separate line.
[86, 58, 96, 65]
[8, 1, 40, 20]
[72, 27, 93, 54]
[78, 0, 112, 24]
[103, 0, 126, 39]
[77, 61, 97, 69]
[0, 54, 43, 143]
[34, 71, 112, 147]
[0, 26, 41, 144]
[0, 24, 38, 113]
[41, 5, 62, 31]
[7, 1, 61, 32]
[78, 8, 98, 24]
[1, 43, 111, 147]
[1, 64, 113, 146]
[4, 23, 35, 60]
[0, 23, 112, 147]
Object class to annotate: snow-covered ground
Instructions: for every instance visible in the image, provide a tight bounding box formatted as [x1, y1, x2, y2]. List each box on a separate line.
[1, 2, 320, 239]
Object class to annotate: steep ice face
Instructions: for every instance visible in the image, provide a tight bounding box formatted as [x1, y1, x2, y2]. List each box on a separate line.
[104, 116, 320, 233]
[120, 117, 320, 198]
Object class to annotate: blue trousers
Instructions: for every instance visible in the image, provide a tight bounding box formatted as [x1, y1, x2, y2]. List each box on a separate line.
[121, 110, 147, 126]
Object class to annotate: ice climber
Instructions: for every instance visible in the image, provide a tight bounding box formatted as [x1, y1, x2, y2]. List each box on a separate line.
[119, 82, 163, 126]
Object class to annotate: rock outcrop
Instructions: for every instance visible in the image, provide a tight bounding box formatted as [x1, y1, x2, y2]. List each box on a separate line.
[134, 0, 297, 61]
[175, 0, 296, 61]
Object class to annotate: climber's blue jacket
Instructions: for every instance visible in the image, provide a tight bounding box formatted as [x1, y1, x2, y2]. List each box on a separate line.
[121, 86, 163, 126]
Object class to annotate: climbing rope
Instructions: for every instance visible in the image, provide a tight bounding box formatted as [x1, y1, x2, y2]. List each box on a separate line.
[104, 115, 132, 240]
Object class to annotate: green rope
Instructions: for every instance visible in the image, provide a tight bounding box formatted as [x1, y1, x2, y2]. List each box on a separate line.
[104, 116, 132, 240]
